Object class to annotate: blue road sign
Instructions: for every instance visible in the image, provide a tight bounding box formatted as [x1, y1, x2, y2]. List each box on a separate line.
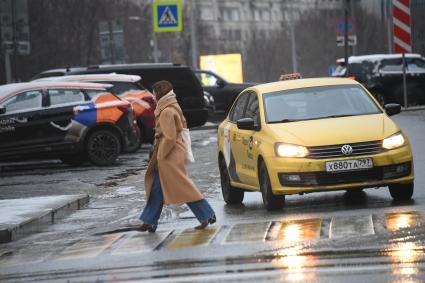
[153, 1, 182, 32]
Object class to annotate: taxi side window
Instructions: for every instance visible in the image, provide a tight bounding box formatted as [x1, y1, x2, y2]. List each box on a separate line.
[0, 90, 43, 114]
[48, 89, 85, 106]
[229, 93, 250, 123]
[244, 93, 260, 127]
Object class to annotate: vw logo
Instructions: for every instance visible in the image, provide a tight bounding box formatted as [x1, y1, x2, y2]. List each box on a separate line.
[341, 144, 353, 155]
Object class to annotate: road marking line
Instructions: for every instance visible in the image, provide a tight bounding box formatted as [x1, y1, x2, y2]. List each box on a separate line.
[224, 222, 271, 243]
[58, 234, 122, 260]
[272, 218, 322, 242]
[385, 211, 423, 232]
[166, 227, 219, 250]
[111, 231, 169, 255]
[330, 215, 374, 239]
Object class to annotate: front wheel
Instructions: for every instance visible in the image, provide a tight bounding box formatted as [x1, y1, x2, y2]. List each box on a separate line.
[219, 157, 244, 204]
[389, 182, 414, 201]
[86, 129, 121, 166]
[259, 161, 285, 211]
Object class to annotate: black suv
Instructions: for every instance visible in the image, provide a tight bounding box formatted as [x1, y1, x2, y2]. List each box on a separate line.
[194, 69, 256, 113]
[332, 53, 425, 106]
[33, 63, 208, 128]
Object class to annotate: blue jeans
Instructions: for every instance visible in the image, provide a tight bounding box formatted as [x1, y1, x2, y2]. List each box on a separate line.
[140, 173, 215, 225]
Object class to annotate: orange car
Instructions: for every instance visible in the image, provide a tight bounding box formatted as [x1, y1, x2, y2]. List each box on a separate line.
[34, 74, 156, 149]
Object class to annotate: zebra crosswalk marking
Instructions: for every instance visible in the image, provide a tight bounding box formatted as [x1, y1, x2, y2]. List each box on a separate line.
[58, 233, 122, 260]
[166, 227, 219, 250]
[385, 211, 422, 232]
[225, 222, 271, 243]
[330, 215, 374, 239]
[274, 218, 322, 242]
[111, 231, 170, 255]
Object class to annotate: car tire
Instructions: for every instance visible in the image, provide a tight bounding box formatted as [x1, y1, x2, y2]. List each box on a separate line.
[259, 161, 285, 211]
[389, 182, 414, 201]
[60, 154, 87, 166]
[373, 91, 386, 107]
[86, 129, 121, 166]
[219, 157, 244, 204]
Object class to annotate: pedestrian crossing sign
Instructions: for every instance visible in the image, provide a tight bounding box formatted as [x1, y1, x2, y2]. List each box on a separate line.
[153, 0, 182, 32]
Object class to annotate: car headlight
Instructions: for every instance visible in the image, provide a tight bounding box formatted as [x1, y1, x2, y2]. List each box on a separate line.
[382, 132, 405, 150]
[275, 143, 309, 158]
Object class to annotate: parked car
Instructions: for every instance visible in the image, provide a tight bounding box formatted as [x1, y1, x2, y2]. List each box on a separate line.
[33, 63, 208, 128]
[194, 69, 257, 113]
[332, 53, 425, 106]
[217, 77, 413, 210]
[34, 74, 156, 148]
[0, 82, 138, 166]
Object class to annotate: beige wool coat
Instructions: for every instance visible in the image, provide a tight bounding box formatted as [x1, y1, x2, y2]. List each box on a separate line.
[144, 94, 204, 205]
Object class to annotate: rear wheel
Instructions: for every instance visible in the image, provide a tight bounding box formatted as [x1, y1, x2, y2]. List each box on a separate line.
[219, 157, 244, 204]
[86, 129, 121, 166]
[259, 161, 285, 211]
[389, 182, 414, 201]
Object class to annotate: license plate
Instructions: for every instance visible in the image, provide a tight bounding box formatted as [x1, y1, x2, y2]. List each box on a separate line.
[326, 158, 373, 172]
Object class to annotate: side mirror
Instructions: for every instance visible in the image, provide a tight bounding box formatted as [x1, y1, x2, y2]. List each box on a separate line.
[385, 103, 401, 116]
[0, 107, 5, 115]
[216, 79, 225, 88]
[237, 117, 256, 130]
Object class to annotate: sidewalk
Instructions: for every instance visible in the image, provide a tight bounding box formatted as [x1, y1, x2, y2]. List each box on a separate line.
[0, 195, 89, 244]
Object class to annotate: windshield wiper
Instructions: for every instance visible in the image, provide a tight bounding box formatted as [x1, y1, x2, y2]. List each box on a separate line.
[268, 118, 299, 124]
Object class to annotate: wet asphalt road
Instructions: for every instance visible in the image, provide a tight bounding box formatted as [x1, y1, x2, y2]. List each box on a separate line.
[0, 110, 425, 282]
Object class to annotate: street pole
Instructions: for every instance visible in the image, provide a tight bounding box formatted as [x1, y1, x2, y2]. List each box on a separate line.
[189, 0, 198, 69]
[402, 53, 408, 108]
[151, 0, 159, 63]
[290, 1, 298, 73]
[344, 0, 349, 76]
[11, 0, 17, 82]
[386, 0, 393, 53]
[4, 50, 12, 83]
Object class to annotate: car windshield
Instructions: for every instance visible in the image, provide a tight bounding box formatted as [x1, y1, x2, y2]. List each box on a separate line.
[263, 85, 382, 123]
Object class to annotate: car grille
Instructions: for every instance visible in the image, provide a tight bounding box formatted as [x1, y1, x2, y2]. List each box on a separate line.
[308, 141, 384, 159]
[278, 162, 411, 187]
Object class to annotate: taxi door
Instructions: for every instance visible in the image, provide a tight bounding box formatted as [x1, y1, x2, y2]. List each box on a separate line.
[234, 92, 261, 187]
[224, 92, 251, 184]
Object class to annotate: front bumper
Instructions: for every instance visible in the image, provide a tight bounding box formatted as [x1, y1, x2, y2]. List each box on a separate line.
[266, 145, 414, 195]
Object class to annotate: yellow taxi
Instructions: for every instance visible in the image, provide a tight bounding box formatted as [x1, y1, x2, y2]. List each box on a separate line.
[217, 78, 414, 210]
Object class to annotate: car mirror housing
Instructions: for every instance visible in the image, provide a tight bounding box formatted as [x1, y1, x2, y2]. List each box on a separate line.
[0, 107, 5, 115]
[216, 79, 225, 88]
[385, 103, 401, 116]
[237, 117, 256, 130]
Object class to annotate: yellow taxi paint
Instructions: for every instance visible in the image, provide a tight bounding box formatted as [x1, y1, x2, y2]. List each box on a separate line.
[218, 77, 414, 196]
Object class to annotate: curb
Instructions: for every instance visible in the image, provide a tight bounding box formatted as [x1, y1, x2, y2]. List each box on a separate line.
[0, 194, 89, 244]
[401, 106, 425, 112]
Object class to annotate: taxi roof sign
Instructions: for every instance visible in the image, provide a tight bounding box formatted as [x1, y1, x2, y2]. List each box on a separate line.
[279, 73, 302, 81]
[153, 1, 182, 33]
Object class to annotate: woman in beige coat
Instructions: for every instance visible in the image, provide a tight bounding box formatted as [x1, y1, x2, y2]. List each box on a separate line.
[138, 80, 216, 232]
